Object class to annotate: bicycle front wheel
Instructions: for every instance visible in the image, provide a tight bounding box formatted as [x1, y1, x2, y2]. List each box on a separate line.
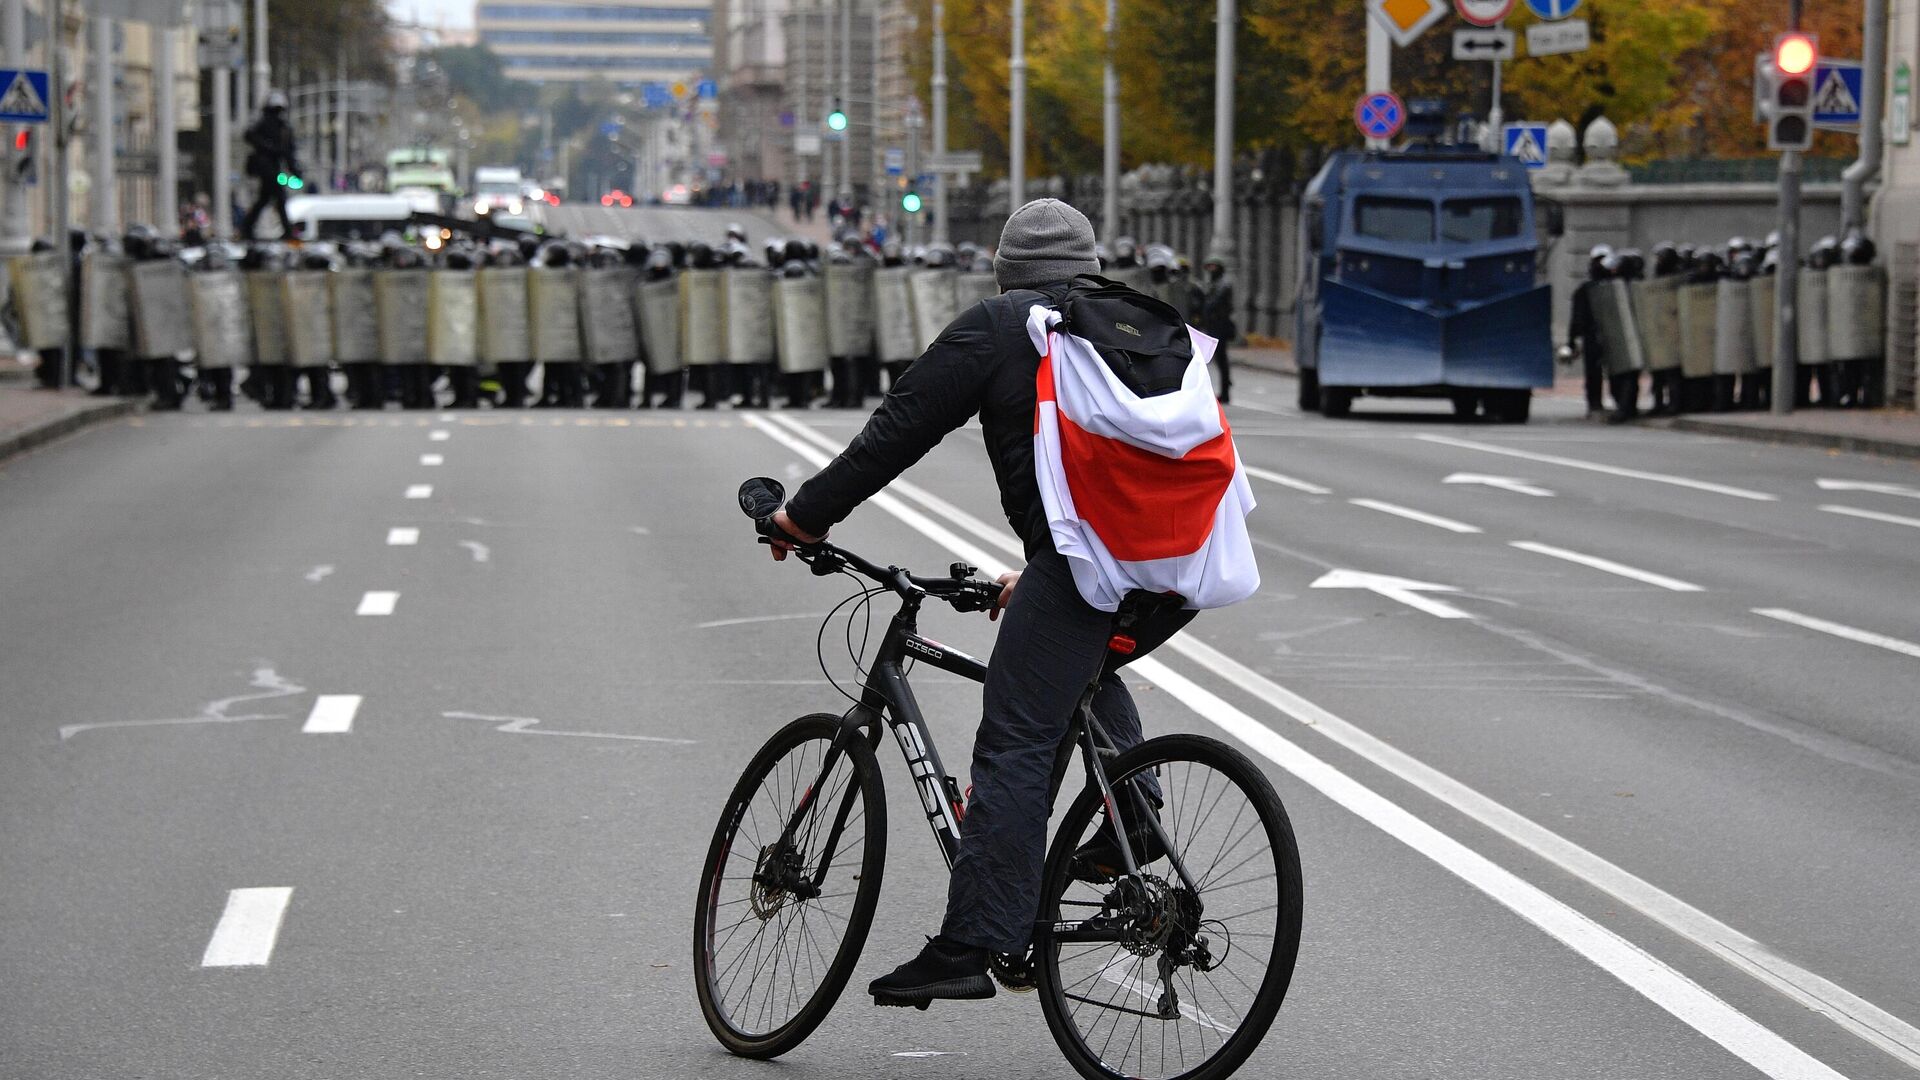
[1036, 734, 1303, 1080]
[693, 713, 887, 1058]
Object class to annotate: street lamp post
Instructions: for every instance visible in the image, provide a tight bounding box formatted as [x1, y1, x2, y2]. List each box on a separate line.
[1009, 0, 1025, 211]
[931, 0, 948, 243]
[1208, 0, 1235, 263]
[1100, 0, 1118, 245]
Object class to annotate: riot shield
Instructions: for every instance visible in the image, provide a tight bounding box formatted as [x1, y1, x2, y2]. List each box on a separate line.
[1712, 279, 1755, 375]
[8, 253, 68, 351]
[246, 270, 291, 366]
[127, 260, 193, 360]
[1629, 277, 1682, 372]
[1593, 279, 1645, 376]
[721, 268, 775, 364]
[951, 271, 999, 312]
[638, 278, 683, 373]
[872, 266, 917, 363]
[908, 269, 959, 351]
[1748, 275, 1777, 370]
[528, 267, 583, 364]
[1676, 282, 1718, 380]
[280, 271, 335, 367]
[773, 275, 829, 375]
[188, 270, 252, 369]
[1796, 268, 1829, 366]
[1826, 265, 1884, 363]
[579, 267, 640, 363]
[823, 262, 875, 359]
[428, 271, 479, 367]
[330, 269, 380, 364]
[374, 269, 430, 365]
[477, 267, 531, 364]
[1108, 266, 1152, 295]
[80, 252, 132, 351]
[677, 268, 722, 368]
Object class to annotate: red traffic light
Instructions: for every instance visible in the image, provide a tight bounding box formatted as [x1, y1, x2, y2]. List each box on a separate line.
[12, 130, 27, 151]
[1775, 33, 1816, 76]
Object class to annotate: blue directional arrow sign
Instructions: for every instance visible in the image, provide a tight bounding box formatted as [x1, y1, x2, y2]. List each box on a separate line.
[1503, 123, 1550, 168]
[1523, 0, 1580, 21]
[1812, 61, 1863, 129]
[0, 69, 51, 123]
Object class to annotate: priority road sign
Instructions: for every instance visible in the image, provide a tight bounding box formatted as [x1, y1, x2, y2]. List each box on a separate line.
[1366, 0, 1448, 48]
[0, 69, 51, 123]
[1454, 0, 1514, 27]
[1523, 0, 1580, 21]
[1454, 28, 1515, 61]
[1812, 61, 1863, 130]
[1355, 91, 1407, 141]
[1503, 122, 1550, 168]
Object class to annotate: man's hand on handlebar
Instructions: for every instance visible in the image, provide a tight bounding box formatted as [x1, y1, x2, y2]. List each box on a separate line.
[767, 509, 825, 562]
[989, 571, 1021, 622]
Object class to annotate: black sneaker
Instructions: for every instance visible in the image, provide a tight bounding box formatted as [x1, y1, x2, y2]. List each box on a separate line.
[1071, 815, 1169, 883]
[869, 936, 995, 1009]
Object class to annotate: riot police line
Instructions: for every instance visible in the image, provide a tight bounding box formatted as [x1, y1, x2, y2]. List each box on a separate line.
[6, 222, 1204, 413]
[1567, 231, 1887, 423]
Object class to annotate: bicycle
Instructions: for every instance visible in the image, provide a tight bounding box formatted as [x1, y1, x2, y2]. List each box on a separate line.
[693, 477, 1304, 1080]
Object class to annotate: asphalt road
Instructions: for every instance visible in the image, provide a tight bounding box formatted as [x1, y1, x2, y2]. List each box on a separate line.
[541, 204, 796, 248]
[3, 367, 1918, 1080]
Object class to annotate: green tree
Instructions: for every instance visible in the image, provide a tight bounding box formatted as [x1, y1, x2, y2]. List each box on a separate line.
[422, 45, 537, 115]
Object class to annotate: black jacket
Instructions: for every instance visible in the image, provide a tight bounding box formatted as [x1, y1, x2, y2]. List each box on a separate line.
[244, 114, 297, 180]
[786, 282, 1069, 560]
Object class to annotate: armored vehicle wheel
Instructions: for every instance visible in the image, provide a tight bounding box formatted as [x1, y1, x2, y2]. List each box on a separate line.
[1319, 386, 1354, 419]
[1488, 389, 1531, 424]
[1297, 368, 1320, 411]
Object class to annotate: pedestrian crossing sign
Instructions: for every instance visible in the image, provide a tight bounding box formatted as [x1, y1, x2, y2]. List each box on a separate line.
[1811, 61, 1864, 129]
[1503, 123, 1550, 169]
[0, 69, 50, 123]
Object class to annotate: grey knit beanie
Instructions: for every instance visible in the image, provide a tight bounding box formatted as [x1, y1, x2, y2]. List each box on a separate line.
[993, 198, 1101, 291]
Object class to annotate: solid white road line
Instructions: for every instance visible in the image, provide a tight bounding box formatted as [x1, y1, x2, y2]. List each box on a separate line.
[1753, 608, 1920, 661]
[429, 429, 451, 442]
[404, 484, 433, 499]
[200, 887, 293, 967]
[420, 454, 445, 466]
[1820, 504, 1920, 530]
[1816, 478, 1920, 499]
[356, 591, 398, 616]
[1510, 541, 1706, 592]
[1243, 464, 1334, 495]
[1349, 497, 1484, 534]
[754, 413, 1911, 1077]
[386, 527, 419, 546]
[1416, 434, 1779, 501]
[302, 694, 361, 734]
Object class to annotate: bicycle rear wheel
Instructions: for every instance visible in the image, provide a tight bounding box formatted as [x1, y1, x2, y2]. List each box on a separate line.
[693, 713, 886, 1058]
[1035, 734, 1303, 1080]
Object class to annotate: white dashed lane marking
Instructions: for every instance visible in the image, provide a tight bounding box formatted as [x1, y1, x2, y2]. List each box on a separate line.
[200, 887, 294, 968]
[1820, 504, 1920, 530]
[1510, 541, 1705, 592]
[1349, 497, 1484, 534]
[420, 454, 444, 467]
[387, 527, 419, 546]
[1754, 608, 1920, 660]
[405, 484, 432, 499]
[302, 695, 362, 734]
[429, 429, 451, 442]
[356, 591, 399, 616]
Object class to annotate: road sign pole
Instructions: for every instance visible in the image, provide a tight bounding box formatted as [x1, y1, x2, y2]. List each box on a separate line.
[838, 0, 850, 198]
[821, 0, 834, 201]
[212, 52, 230, 241]
[1209, 0, 1234, 264]
[930, 0, 948, 243]
[90, 14, 115, 233]
[1009, 0, 1025, 212]
[156, 24, 176, 236]
[1489, 55, 1504, 134]
[1, 0, 27, 250]
[1100, 0, 1118, 246]
[1365, 17, 1390, 149]
[1773, 0, 1802, 416]
[49, 0, 68, 387]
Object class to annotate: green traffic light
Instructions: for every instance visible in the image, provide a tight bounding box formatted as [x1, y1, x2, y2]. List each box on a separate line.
[275, 172, 287, 185]
[288, 175, 304, 190]
[901, 191, 922, 214]
[827, 110, 847, 132]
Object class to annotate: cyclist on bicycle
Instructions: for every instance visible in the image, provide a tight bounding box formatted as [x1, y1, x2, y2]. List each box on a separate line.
[768, 198, 1196, 1006]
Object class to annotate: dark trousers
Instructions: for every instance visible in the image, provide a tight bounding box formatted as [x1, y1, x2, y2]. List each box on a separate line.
[241, 179, 290, 240]
[940, 549, 1194, 954]
[1584, 350, 1605, 411]
[1215, 342, 1232, 403]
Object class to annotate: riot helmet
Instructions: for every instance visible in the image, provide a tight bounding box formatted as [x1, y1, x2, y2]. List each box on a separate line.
[1650, 242, 1682, 278]
[1839, 229, 1877, 266]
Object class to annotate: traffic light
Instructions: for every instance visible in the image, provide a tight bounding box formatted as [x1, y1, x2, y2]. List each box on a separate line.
[826, 99, 847, 133]
[1758, 32, 1818, 151]
[275, 171, 306, 190]
[901, 188, 922, 214]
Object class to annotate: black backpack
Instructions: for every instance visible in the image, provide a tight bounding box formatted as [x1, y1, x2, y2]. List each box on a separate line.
[1051, 274, 1193, 398]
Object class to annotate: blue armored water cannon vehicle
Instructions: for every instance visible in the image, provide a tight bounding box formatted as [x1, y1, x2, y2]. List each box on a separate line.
[1293, 100, 1562, 422]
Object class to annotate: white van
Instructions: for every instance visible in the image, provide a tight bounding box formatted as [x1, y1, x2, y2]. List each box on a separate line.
[285, 194, 416, 241]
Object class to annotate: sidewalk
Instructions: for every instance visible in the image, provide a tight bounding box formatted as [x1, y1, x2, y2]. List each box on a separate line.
[0, 377, 141, 464]
[1663, 407, 1920, 461]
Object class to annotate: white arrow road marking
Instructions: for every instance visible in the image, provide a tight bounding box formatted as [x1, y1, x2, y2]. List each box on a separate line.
[1310, 569, 1473, 619]
[1244, 464, 1333, 495]
[460, 540, 490, 563]
[1509, 541, 1705, 592]
[1416, 434, 1778, 501]
[302, 564, 334, 583]
[1753, 609, 1920, 660]
[201, 887, 293, 967]
[356, 591, 398, 616]
[440, 711, 697, 744]
[1444, 472, 1556, 497]
[1816, 478, 1920, 499]
[1349, 498, 1483, 534]
[386, 527, 419, 546]
[302, 695, 362, 734]
[404, 484, 432, 499]
[1820, 504, 1920, 530]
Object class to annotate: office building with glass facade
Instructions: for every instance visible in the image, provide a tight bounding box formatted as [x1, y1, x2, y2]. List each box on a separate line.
[476, 0, 712, 85]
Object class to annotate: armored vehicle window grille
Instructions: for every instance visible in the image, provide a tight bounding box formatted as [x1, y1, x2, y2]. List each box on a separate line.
[1440, 198, 1524, 244]
[1354, 198, 1433, 244]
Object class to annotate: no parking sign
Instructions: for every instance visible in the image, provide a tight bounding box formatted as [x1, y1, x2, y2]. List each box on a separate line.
[1355, 92, 1406, 142]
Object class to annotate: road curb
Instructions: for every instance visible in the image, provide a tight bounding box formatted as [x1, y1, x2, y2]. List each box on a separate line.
[1662, 415, 1920, 461]
[0, 397, 141, 465]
